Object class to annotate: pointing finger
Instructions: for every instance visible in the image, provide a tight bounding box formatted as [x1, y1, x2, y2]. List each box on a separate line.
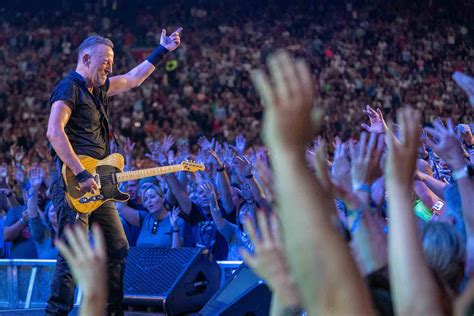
[172, 27, 183, 35]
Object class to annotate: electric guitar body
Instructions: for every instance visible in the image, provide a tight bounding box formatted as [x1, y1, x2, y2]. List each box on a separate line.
[62, 153, 204, 214]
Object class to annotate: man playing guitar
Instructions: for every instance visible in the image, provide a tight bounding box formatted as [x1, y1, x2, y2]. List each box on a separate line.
[46, 28, 182, 316]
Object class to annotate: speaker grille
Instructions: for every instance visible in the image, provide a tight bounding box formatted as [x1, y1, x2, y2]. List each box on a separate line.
[124, 247, 201, 296]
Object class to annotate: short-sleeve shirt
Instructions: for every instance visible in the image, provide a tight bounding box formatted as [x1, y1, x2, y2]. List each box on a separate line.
[49, 71, 111, 160]
[136, 211, 185, 248]
[29, 216, 57, 259]
[183, 204, 229, 260]
[219, 222, 253, 261]
[4, 206, 38, 259]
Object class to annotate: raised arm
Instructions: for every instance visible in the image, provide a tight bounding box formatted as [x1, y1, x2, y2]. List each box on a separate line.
[240, 212, 303, 316]
[209, 149, 235, 215]
[164, 174, 192, 215]
[200, 181, 227, 230]
[413, 181, 446, 216]
[27, 166, 49, 242]
[251, 51, 374, 315]
[107, 28, 182, 97]
[415, 169, 447, 199]
[55, 224, 107, 316]
[386, 107, 444, 315]
[116, 202, 140, 227]
[346, 132, 388, 276]
[234, 155, 269, 209]
[169, 207, 183, 248]
[425, 119, 474, 274]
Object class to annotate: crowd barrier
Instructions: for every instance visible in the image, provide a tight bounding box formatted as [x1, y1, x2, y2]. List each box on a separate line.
[0, 258, 242, 310]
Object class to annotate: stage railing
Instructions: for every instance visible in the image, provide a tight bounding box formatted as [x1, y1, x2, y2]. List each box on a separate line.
[0, 259, 242, 310]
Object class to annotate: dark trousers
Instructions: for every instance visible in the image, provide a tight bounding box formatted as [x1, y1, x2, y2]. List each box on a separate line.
[45, 174, 129, 316]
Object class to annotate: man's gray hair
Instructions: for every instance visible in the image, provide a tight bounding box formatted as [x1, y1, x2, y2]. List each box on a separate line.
[78, 35, 114, 58]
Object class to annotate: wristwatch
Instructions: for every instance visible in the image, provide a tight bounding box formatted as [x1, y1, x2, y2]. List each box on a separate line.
[452, 164, 474, 181]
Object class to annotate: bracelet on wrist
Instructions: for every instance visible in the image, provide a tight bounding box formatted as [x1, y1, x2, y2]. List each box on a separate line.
[353, 183, 370, 193]
[75, 170, 94, 183]
[245, 174, 253, 179]
[216, 166, 225, 172]
[146, 45, 169, 67]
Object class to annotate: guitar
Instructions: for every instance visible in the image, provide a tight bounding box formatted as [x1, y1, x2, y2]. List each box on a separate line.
[62, 153, 205, 214]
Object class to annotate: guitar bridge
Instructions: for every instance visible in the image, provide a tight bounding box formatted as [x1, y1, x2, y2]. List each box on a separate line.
[79, 195, 105, 204]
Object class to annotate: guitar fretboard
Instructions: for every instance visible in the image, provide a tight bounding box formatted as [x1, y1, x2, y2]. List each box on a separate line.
[116, 165, 183, 183]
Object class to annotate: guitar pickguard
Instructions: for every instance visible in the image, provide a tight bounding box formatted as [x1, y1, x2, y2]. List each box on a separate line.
[95, 165, 129, 202]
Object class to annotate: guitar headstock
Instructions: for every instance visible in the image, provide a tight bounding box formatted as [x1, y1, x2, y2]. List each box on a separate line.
[180, 160, 205, 173]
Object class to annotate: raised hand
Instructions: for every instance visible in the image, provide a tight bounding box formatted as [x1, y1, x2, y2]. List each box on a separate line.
[146, 141, 168, 165]
[255, 147, 269, 167]
[361, 105, 387, 134]
[385, 107, 421, 185]
[221, 143, 235, 167]
[331, 138, 352, 193]
[29, 165, 44, 191]
[233, 155, 253, 177]
[123, 137, 136, 161]
[197, 136, 215, 151]
[199, 181, 219, 209]
[233, 135, 247, 154]
[313, 140, 358, 210]
[452, 71, 474, 107]
[161, 134, 175, 153]
[10, 144, 25, 164]
[0, 164, 8, 183]
[350, 132, 384, 191]
[55, 224, 107, 312]
[456, 124, 473, 146]
[176, 139, 190, 160]
[160, 27, 182, 52]
[240, 211, 301, 308]
[251, 51, 318, 151]
[15, 165, 26, 186]
[169, 206, 181, 229]
[425, 119, 466, 170]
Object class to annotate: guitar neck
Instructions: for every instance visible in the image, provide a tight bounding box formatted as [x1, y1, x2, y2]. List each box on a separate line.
[116, 165, 183, 183]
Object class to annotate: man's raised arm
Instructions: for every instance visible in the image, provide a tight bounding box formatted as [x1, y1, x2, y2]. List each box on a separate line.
[107, 28, 182, 97]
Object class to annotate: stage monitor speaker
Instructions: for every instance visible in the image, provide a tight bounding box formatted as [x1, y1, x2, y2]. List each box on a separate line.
[199, 264, 272, 316]
[123, 247, 221, 315]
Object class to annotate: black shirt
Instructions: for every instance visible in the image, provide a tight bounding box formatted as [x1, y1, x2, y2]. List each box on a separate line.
[49, 71, 110, 160]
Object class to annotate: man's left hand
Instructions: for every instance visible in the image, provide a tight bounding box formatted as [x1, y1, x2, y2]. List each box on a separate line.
[160, 27, 183, 51]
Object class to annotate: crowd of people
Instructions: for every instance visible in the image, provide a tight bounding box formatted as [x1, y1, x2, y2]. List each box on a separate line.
[0, 0, 472, 164]
[1, 0, 474, 315]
